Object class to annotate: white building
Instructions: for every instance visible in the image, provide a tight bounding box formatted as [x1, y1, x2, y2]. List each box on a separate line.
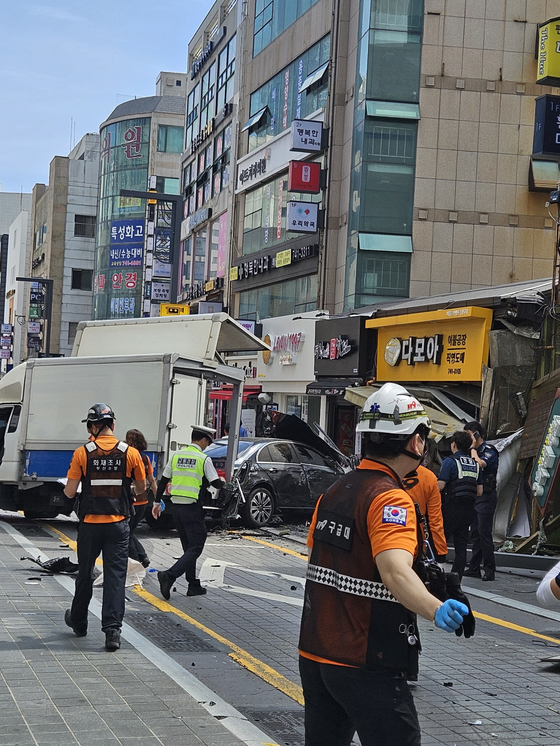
[4, 210, 31, 368]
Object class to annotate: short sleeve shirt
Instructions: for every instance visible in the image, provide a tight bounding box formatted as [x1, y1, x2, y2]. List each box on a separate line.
[439, 452, 482, 485]
[307, 460, 418, 561]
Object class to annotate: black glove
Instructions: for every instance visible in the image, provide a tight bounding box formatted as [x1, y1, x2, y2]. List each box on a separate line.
[445, 572, 476, 638]
[425, 561, 449, 603]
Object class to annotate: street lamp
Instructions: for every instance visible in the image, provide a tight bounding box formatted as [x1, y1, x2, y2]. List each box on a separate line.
[16, 277, 53, 357]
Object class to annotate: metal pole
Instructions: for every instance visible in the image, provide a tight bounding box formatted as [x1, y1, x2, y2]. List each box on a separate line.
[172, 198, 182, 303]
[16, 277, 53, 357]
[225, 380, 243, 482]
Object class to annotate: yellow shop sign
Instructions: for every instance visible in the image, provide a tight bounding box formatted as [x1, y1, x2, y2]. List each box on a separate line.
[366, 306, 493, 383]
[537, 18, 560, 86]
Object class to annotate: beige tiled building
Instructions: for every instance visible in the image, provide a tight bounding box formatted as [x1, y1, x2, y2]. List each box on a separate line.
[410, 0, 560, 297]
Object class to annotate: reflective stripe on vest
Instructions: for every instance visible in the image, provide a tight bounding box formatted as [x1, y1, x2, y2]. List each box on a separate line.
[307, 563, 399, 602]
[169, 446, 206, 502]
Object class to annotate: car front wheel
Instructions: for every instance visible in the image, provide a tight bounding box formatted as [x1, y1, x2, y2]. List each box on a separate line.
[241, 487, 275, 528]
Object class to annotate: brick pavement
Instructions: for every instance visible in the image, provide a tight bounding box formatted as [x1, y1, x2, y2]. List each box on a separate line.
[0, 518, 267, 746]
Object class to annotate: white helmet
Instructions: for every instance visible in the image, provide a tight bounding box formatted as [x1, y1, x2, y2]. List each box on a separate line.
[357, 383, 431, 437]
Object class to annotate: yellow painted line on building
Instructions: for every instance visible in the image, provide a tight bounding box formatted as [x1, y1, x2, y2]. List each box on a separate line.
[45, 523, 304, 705]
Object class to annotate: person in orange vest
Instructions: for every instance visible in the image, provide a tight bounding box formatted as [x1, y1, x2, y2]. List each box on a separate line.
[402, 463, 447, 562]
[63, 404, 145, 651]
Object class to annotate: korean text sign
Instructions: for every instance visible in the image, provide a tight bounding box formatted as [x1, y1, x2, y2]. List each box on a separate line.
[109, 219, 144, 268]
[366, 306, 493, 383]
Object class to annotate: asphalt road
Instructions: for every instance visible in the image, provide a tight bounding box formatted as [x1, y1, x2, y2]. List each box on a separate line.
[6, 512, 560, 746]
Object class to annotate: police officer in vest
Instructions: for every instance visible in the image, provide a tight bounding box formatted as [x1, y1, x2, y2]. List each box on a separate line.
[153, 425, 224, 598]
[298, 384, 470, 746]
[438, 431, 482, 580]
[63, 404, 146, 651]
[463, 421, 499, 581]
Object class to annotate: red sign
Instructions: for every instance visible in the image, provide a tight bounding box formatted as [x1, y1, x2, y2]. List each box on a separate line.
[288, 161, 321, 193]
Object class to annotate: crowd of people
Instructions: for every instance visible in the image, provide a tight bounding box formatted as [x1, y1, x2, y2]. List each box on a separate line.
[61, 386, 502, 744]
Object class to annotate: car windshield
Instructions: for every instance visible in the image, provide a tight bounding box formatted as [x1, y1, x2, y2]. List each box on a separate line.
[205, 439, 257, 466]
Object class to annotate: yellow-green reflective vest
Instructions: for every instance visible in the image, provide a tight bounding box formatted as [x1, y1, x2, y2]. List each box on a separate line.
[168, 445, 206, 503]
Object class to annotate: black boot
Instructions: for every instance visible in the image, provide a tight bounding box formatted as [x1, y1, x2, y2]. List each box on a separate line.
[187, 580, 207, 596]
[158, 571, 174, 600]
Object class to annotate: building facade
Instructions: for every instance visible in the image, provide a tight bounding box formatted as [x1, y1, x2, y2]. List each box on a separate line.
[93, 74, 187, 320]
[213, 0, 560, 321]
[4, 209, 31, 368]
[179, 0, 242, 312]
[29, 133, 100, 357]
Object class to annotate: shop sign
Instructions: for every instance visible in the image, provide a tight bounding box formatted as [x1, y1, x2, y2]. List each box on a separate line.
[271, 332, 305, 352]
[232, 244, 318, 282]
[109, 219, 144, 268]
[1, 324, 12, 334]
[122, 126, 143, 159]
[531, 395, 560, 512]
[191, 119, 214, 154]
[27, 322, 41, 334]
[537, 20, 560, 86]
[188, 207, 212, 232]
[182, 282, 206, 301]
[279, 353, 297, 365]
[238, 157, 267, 186]
[366, 306, 493, 383]
[0, 350, 10, 359]
[191, 40, 214, 79]
[151, 282, 170, 302]
[315, 335, 353, 360]
[288, 161, 321, 193]
[236, 319, 255, 335]
[290, 119, 323, 152]
[28, 306, 43, 319]
[160, 303, 190, 316]
[287, 201, 318, 233]
[1, 336, 11, 348]
[199, 301, 223, 313]
[533, 95, 560, 157]
[307, 385, 346, 396]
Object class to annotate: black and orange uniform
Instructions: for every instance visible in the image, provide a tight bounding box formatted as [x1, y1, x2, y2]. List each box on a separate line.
[403, 465, 447, 560]
[128, 452, 153, 565]
[299, 460, 421, 746]
[66, 434, 145, 634]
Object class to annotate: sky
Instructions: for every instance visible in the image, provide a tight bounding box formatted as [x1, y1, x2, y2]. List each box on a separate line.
[0, 0, 213, 194]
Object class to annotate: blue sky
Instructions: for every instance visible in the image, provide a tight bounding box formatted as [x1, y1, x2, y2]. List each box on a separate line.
[0, 1, 212, 194]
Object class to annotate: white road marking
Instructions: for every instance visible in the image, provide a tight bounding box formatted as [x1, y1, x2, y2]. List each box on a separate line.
[200, 558, 304, 607]
[0, 519, 280, 746]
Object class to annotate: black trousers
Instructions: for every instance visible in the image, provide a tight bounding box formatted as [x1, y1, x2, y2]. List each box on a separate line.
[299, 656, 421, 746]
[70, 519, 129, 632]
[168, 502, 207, 583]
[469, 509, 496, 573]
[442, 501, 476, 578]
[128, 504, 149, 563]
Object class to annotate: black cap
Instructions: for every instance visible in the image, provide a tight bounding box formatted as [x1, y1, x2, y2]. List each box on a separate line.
[82, 403, 115, 423]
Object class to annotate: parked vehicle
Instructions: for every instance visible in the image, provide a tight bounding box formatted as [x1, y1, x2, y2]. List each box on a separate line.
[204, 436, 346, 528]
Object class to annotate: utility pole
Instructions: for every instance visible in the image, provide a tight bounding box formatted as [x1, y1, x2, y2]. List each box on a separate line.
[16, 277, 54, 357]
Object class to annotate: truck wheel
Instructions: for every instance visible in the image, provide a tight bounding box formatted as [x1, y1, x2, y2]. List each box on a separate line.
[241, 487, 275, 529]
[24, 509, 59, 520]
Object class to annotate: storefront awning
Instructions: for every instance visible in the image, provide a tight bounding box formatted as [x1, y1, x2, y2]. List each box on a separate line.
[299, 62, 329, 94]
[344, 386, 464, 442]
[209, 383, 262, 402]
[529, 157, 560, 191]
[241, 107, 269, 132]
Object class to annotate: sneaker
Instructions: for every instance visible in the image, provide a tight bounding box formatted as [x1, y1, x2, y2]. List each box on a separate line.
[187, 582, 207, 597]
[463, 567, 481, 578]
[482, 571, 495, 581]
[105, 628, 121, 651]
[158, 570, 174, 600]
[64, 609, 87, 637]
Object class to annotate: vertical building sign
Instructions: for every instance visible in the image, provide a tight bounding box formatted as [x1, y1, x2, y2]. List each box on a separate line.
[217, 212, 227, 278]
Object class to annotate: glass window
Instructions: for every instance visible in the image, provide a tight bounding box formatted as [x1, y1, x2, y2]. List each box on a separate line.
[360, 163, 414, 234]
[209, 219, 220, 278]
[257, 442, 297, 463]
[155, 176, 180, 194]
[357, 251, 410, 301]
[71, 269, 93, 291]
[293, 443, 333, 468]
[248, 35, 330, 152]
[216, 34, 236, 114]
[366, 29, 421, 103]
[181, 237, 192, 294]
[194, 228, 207, 281]
[157, 125, 184, 153]
[370, 0, 423, 33]
[253, 0, 320, 56]
[238, 273, 317, 320]
[186, 84, 199, 149]
[200, 64, 216, 131]
[74, 214, 96, 238]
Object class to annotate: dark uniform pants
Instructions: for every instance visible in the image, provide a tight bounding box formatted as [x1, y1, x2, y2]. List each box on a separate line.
[442, 500, 476, 577]
[128, 504, 149, 564]
[70, 519, 129, 633]
[469, 498, 496, 573]
[299, 656, 421, 746]
[168, 501, 207, 582]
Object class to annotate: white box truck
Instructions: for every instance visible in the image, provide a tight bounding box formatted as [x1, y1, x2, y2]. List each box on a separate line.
[0, 315, 266, 518]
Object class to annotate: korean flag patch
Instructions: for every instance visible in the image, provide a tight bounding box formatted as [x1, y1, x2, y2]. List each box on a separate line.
[382, 506, 407, 526]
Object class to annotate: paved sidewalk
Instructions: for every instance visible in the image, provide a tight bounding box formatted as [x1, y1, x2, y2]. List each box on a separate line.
[0, 519, 263, 746]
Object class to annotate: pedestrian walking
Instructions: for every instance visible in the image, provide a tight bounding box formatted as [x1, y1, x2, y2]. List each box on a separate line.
[463, 421, 499, 581]
[125, 429, 157, 568]
[298, 384, 470, 746]
[153, 425, 224, 598]
[438, 431, 481, 579]
[403, 463, 447, 561]
[63, 403, 146, 651]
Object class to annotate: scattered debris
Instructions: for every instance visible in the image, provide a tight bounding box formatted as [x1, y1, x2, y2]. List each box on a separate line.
[469, 720, 483, 725]
[443, 682, 453, 687]
[25, 556, 79, 574]
[290, 586, 297, 591]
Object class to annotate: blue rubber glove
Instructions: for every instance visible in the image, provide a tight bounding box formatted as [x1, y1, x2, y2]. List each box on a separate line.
[434, 599, 469, 632]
